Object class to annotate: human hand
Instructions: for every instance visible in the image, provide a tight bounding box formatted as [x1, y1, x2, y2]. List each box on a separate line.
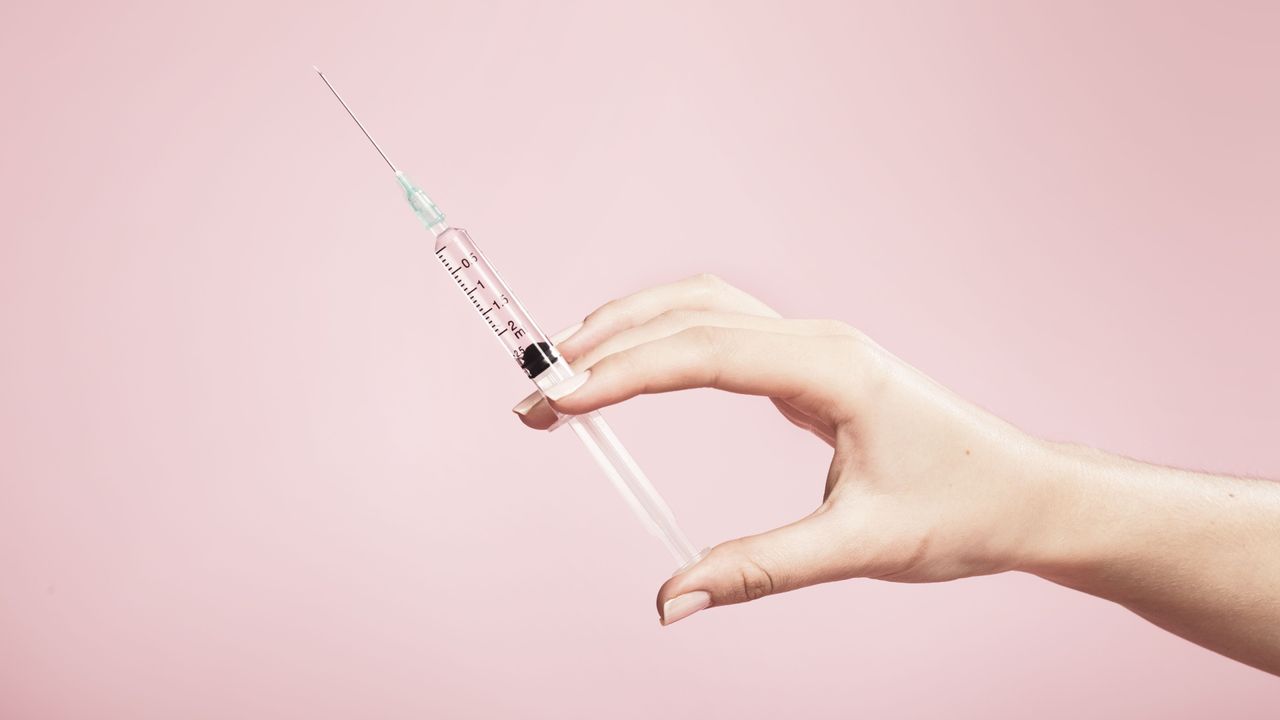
[512, 274, 1061, 626]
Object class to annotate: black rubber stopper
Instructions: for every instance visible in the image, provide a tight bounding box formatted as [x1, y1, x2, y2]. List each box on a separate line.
[519, 341, 560, 379]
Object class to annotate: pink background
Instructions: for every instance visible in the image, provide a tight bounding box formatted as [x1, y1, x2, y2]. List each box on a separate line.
[2, 1, 1278, 717]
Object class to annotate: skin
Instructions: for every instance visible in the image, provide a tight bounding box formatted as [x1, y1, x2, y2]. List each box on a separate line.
[512, 274, 1280, 675]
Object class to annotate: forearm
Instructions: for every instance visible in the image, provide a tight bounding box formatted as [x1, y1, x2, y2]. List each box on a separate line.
[1023, 443, 1280, 674]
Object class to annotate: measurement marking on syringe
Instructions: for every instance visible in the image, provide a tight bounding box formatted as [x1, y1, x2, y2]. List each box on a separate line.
[442, 261, 504, 333]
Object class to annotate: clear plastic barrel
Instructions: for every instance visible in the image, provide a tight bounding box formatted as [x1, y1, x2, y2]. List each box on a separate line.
[433, 227, 559, 378]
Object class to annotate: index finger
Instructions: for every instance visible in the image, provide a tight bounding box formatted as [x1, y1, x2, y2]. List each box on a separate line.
[555, 274, 779, 362]
[545, 326, 868, 418]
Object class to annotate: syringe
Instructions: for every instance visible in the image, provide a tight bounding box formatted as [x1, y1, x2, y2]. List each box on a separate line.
[316, 68, 706, 571]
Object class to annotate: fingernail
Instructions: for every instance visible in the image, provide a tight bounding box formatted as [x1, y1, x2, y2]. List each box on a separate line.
[544, 371, 590, 401]
[511, 391, 541, 416]
[661, 591, 712, 626]
[550, 321, 584, 345]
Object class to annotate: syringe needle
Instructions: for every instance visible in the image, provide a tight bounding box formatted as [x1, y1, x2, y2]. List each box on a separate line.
[316, 67, 447, 233]
[314, 66, 398, 173]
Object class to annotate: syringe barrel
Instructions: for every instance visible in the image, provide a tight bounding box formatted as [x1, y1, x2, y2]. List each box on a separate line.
[433, 227, 559, 376]
[433, 226, 705, 569]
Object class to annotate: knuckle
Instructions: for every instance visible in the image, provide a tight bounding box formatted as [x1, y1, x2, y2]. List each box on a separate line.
[826, 332, 869, 369]
[824, 332, 886, 397]
[818, 319, 858, 337]
[654, 308, 697, 328]
[688, 272, 733, 297]
[582, 306, 611, 327]
[738, 558, 776, 601]
[846, 325, 872, 345]
[595, 346, 638, 378]
[584, 298, 627, 327]
[702, 545, 777, 603]
[678, 325, 726, 356]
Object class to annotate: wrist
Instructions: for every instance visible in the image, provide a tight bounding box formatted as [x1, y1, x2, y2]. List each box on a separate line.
[1010, 440, 1120, 587]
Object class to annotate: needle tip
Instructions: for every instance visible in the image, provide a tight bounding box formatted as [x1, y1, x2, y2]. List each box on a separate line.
[312, 64, 322, 74]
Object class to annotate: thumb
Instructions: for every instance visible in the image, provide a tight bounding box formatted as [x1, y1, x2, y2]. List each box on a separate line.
[657, 505, 851, 626]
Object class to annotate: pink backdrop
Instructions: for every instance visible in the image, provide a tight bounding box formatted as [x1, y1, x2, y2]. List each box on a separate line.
[2, 1, 1278, 717]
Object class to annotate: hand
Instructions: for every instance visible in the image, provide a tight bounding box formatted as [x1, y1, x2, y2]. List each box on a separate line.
[512, 274, 1060, 625]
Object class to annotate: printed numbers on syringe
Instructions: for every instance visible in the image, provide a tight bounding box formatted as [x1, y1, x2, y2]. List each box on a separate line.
[435, 243, 529, 350]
